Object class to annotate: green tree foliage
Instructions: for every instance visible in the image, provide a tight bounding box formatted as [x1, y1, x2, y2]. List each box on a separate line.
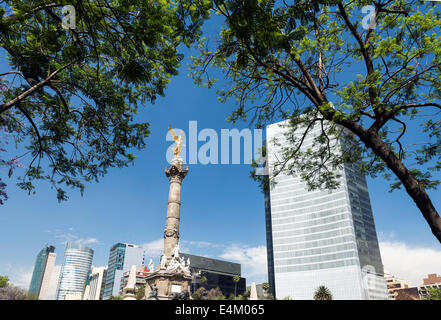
[191, 286, 226, 300]
[191, 0, 441, 243]
[262, 282, 272, 299]
[109, 295, 123, 300]
[0, 0, 210, 203]
[266, 293, 275, 300]
[0, 276, 38, 300]
[135, 285, 145, 300]
[191, 286, 206, 300]
[26, 291, 39, 300]
[200, 275, 208, 286]
[0, 286, 29, 300]
[207, 287, 224, 300]
[424, 287, 441, 300]
[314, 285, 333, 300]
[214, 293, 226, 300]
[0, 275, 9, 288]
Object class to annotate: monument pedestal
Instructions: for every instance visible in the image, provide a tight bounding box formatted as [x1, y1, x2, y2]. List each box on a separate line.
[123, 292, 136, 300]
[145, 269, 192, 300]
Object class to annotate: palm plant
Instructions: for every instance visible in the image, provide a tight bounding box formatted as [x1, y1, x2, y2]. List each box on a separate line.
[262, 282, 270, 298]
[313, 286, 333, 300]
[233, 275, 240, 297]
[200, 275, 207, 288]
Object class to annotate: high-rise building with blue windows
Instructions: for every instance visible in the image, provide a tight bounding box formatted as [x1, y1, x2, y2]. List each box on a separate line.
[102, 243, 144, 299]
[56, 242, 94, 300]
[265, 120, 388, 300]
[29, 244, 56, 300]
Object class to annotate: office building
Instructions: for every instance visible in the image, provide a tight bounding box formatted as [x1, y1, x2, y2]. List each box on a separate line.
[118, 266, 150, 296]
[422, 273, 441, 285]
[56, 242, 94, 300]
[385, 272, 411, 300]
[83, 266, 107, 300]
[418, 273, 441, 298]
[29, 244, 56, 300]
[63, 292, 83, 300]
[102, 243, 144, 299]
[46, 263, 61, 300]
[265, 120, 388, 300]
[181, 253, 246, 297]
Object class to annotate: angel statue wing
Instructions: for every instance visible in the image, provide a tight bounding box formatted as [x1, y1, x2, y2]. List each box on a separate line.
[168, 125, 182, 157]
[168, 125, 179, 143]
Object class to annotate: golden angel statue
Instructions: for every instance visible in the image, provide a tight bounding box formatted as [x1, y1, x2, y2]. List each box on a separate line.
[168, 125, 183, 158]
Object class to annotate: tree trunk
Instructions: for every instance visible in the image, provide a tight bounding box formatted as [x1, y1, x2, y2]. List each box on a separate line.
[360, 130, 441, 243]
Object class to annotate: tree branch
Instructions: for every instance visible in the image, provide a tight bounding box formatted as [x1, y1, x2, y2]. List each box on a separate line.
[15, 103, 43, 154]
[0, 62, 75, 114]
[338, 3, 378, 113]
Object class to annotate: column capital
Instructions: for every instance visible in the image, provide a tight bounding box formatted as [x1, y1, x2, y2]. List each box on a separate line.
[165, 163, 188, 183]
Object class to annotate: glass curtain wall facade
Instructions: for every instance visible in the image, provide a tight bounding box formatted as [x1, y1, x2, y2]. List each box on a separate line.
[102, 243, 144, 299]
[29, 245, 56, 299]
[56, 242, 94, 300]
[265, 120, 388, 300]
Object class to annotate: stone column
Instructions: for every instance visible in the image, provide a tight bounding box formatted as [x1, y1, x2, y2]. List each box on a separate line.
[163, 157, 188, 259]
[123, 265, 137, 300]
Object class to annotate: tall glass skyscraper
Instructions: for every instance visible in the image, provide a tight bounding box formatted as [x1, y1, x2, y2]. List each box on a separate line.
[265, 120, 388, 300]
[102, 243, 144, 299]
[29, 244, 56, 300]
[56, 242, 94, 300]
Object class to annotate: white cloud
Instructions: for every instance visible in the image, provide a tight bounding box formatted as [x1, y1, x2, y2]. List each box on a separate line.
[54, 229, 98, 246]
[220, 244, 268, 284]
[78, 238, 98, 245]
[182, 240, 226, 249]
[55, 232, 78, 244]
[141, 238, 216, 259]
[379, 241, 441, 286]
[8, 266, 33, 289]
[142, 239, 164, 257]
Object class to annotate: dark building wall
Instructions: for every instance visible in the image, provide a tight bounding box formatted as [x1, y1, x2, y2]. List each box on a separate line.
[181, 253, 246, 297]
[191, 271, 246, 297]
[181, 253, 241, 275]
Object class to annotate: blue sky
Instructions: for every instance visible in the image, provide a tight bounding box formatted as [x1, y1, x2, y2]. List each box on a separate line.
[1, 7, 441, 291]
